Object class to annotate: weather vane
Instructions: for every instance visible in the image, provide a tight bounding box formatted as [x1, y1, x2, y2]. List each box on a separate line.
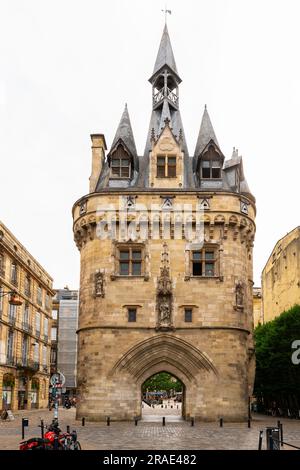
[162, 5, 172, 24]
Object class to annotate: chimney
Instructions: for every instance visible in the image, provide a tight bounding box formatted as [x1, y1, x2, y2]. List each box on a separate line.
[89, 134, 107, 193]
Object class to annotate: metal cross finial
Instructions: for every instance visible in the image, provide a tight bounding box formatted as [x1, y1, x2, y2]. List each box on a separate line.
[162, 5, 172, 24]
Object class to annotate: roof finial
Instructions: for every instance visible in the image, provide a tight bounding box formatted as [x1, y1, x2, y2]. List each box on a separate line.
[161, 4, 172, 24]
[205, 104, 207, 110]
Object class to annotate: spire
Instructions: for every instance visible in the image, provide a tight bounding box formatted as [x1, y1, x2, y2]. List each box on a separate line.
[110, 104, 137, 157]
[151, 24, 180, 81]
[194, 106, 219, 157]
[159, 99, 172, 131]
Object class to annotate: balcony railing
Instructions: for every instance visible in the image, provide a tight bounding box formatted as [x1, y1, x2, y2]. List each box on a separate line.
[35, 330, 40, 339]
[16, 358, 39, 372]
[22, 322, 33, 334]
[8, 316, 16, 326]
[11, 278, 18, 287]
[24, 289, 31, 298]
[44, 335, 48, 343]
[5, 355, 17, 366]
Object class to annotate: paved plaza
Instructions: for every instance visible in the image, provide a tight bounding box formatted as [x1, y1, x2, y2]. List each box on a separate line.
[1, 407, 300, 450]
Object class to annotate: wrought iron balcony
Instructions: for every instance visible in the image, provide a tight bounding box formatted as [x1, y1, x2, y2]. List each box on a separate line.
[16, 358, 39, 372]
[6, 355, 17, 366]
[22, 322, 33, 334]
[24, 289, 31, 298]
[11, 278, 18, 287]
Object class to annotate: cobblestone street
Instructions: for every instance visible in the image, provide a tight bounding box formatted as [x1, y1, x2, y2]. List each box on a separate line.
[1, 408, 300, 450]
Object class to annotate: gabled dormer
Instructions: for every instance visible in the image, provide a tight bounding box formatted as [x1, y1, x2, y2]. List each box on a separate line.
[149, 118, 184, 189]
[193, 106, 225, 189]
[107, 104, 139, 188]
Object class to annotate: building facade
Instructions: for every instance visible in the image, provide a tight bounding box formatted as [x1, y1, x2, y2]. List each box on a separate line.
[262, 227, 300, 323]
[73, 25, 256, 421]
[54, 288, 78, 398]
[253, 287, 262, 327]
[0, 221, 53, 412]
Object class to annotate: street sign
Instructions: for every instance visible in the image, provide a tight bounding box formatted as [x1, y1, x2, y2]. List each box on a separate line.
[50, 372, 65, 387]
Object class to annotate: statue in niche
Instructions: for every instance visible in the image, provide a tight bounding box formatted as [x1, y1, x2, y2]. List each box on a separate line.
[95, 271, 105, 297]
[159, 296, 171, 324]
[236, 282, 244, 307]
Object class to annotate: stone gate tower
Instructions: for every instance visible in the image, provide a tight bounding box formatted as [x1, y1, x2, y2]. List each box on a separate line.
[72, 25, 256, 421]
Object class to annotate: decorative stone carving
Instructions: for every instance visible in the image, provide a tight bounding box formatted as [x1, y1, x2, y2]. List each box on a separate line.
[94, 271, 105, 298]
[235, 282, 244, 310]
[79, 200, 87, 215]
[156, 243, 174, 331]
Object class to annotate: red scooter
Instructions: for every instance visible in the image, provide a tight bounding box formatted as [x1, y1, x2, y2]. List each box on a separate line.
[20, 420, 81, 450]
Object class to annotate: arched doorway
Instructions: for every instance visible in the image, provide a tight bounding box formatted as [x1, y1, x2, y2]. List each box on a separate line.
[141, 371, 184, 421]
[2, 373, 15, 411]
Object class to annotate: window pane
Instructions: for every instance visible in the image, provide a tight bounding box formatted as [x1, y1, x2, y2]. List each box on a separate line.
[132, 250, 141, 260]
[168, 157, 176, 165]
[205, 251, 214, 260]
[212, 167, 221, 178]
[157, 166, 165, 177]
[193, 252, 201, 260]
[212, 161, 220, 167]
[168, 164, 176, 177]
[120, 251, 130, 260]
[132, 262, 141, 275]
[128, 309, 136, 322]
[120, 262, 129, 275]
[112, 166, 120, 177]
[121, 159, 129, 167]
[112, 159, 120, 166]
[193, 262, 202, 276]
[121, 167, 130, 177]
[157, 157, 165, 165]
[205, 263, 214, 276]
[202, 161, 210, 168]
[202, 167, 211, 178]
[185, 309, 192, 322]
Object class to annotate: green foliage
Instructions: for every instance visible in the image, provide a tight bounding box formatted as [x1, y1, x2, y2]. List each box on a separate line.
[254, 304, 300, 406]
[2, 374, 15, 388]
[142, 372, 183, 393]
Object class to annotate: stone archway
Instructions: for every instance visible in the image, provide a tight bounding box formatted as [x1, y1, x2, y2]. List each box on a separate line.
[111, 334, 218, 420]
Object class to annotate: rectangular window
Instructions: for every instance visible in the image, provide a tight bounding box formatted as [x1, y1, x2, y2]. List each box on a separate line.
[0, 254, 4, 276]
[34, 343, 39, 363]
[202, 160, 221, 179]
[35, 311, 41, 337]
[128, 308, 137, 322]
[0, 286, 3, 313]
[184, 308, 193, 322]
[24, 275, 31, 297]
[9, 304, 17, 323]
[44, 317, 48, 338]
[10, 262, 18, 285]
[192, 248, 217, 277]
[157, 155, 176, 178]
[7, 330, 14, 361]
[42, 345, 47, 366]
[118, 247, 143, 276]
[37, 286, 42, 306]
[111, 156, 131, 178]
[51, 327, 57, 341]
[52, 309, 57, 320]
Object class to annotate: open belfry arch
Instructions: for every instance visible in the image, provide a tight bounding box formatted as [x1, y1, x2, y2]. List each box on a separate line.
[73, 23, 256, 421]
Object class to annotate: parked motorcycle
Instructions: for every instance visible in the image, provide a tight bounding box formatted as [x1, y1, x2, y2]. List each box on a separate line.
[20, 420, 81, 450]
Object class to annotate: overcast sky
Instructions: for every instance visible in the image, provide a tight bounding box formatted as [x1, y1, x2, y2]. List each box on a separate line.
[0, 0, 299, 289]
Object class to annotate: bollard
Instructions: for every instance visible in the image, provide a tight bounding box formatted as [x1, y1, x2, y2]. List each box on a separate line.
[67, 425, 70, 433]
[258, 430, 263, 450]
[22, 418, 29, 440]
[191, 417, 194, 427]
[219, 418, 223, 427]
[82, 417, 85, 426]
[134, 417, 138, 426]
[280, 423, 283, 447]
[161, 405, 163, 408]
[40, 419, 44, 439]
[107, 416, 110, 426]
[266, 427, 280, 450]
[162, 416, 165, 426]
[248, 418, 251, 428]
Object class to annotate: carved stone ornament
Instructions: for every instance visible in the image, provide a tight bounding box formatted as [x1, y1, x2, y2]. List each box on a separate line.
[156, 243, 174, 331]
[235, 282, 244, 309]
[79, 200, 87, 215]
[159, 136, 175, 152]
[94, 271, 105, 298]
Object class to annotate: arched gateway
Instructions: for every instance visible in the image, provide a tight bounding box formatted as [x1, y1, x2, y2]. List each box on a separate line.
[73, 24, 256, 422]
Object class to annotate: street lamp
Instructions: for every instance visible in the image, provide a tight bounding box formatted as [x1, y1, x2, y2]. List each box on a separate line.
[0, 290, 23, 306]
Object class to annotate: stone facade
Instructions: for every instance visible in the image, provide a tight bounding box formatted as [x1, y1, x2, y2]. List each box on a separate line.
[72, 25, 256, 422]
[253, 287, 262, 327]
[262, 227, 300, 323]
[0, 221, 53, 412]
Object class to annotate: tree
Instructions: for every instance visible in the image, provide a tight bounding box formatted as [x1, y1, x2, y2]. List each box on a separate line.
[142, 372, 183, 393]
[254, 304, 300, 413]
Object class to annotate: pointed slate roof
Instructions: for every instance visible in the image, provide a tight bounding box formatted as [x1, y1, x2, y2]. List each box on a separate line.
[159, 99, 172, 131]
[151, 24, 179, 80]
[194, 106, 219, 157]
[109, 104, 137, 158]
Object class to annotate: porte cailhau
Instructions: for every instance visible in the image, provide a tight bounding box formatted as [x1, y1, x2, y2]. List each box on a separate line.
[72, 24, 256, 421]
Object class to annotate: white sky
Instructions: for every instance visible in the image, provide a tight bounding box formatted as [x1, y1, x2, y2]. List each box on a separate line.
[1, 0, 300, 289]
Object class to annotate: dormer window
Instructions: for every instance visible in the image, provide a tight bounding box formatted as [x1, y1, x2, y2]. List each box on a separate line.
[157, 155, 176, 178]
[202, 160, 221, 179]
[110, 144, 132, 179]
